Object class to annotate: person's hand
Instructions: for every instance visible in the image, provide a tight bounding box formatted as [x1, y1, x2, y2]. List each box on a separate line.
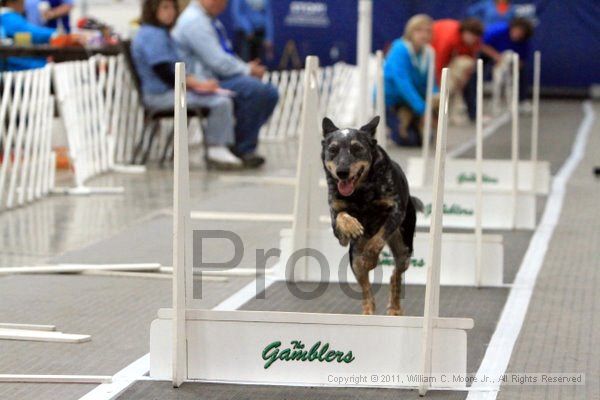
[192, 79, 219, 93]
[248, 59, 266, 79]
[43, 10, 54, 21]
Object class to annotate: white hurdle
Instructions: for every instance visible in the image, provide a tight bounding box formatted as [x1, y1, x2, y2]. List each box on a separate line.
[408, 54, 539, 230]
[149, 61, 473, 392]
[52, 56, 145, 196]
[408, 52, 550, 197]
[0, 66, 55, 211]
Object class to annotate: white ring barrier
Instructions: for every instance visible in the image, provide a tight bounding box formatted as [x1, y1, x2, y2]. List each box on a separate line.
[0, 66, 55, 211]
[52, 56, 145, 196]
[149, 61, 473, 394]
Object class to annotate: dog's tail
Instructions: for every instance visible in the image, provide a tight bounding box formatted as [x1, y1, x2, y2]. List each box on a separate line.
[410, 196, 424, 213]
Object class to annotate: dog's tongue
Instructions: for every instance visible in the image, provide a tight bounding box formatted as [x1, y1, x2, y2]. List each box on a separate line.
[337, 180, 355, 196]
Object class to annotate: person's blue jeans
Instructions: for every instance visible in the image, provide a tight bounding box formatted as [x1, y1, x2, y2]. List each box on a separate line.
[143, 91, 235, 147]
[386, 104, 422, 147]
[220, 75, 279, 155]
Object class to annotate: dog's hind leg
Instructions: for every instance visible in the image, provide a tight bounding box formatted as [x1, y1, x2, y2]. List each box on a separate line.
[386, 230, 412, 316]
[351, 230, 386, 315]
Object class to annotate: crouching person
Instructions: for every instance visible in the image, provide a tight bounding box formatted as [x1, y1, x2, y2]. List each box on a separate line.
[384, 14, 437, 147]
[132, 0, 242, 169]
[172, 0, 279, 168]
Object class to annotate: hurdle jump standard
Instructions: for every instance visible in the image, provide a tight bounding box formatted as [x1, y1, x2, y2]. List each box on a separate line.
[52, 56, 145, 196]
[408, 51, 550, 196]
[149, 62, 472, 393]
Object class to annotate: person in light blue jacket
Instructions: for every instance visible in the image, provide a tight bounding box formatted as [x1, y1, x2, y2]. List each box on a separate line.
[384, 14, 436, 147]
[0, 0, 56, 70]
[230, 0, 273, 61]
[172, 0, 278, 167]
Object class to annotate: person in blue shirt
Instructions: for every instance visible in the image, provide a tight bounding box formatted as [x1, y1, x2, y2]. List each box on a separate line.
[481, 17, 534, 102]
[24, 0, 73, 32]
[466, 0, 515, 26]
[132, 0, 243, 169]
[384, 14, 436, 147]
[172, 0, 279, 168]
[0, 0, 56, 70]
[230, 0, 274, 62]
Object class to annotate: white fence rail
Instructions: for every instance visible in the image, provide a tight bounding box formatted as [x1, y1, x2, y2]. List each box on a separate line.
[0, 66, 55, 211]
[53, 55, 144, 194]
[258, 62, 359, 141]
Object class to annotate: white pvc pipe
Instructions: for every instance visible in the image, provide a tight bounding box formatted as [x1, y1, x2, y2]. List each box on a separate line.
[531, 51, 541, 163]
[475, 59, 484, 287]
[375, 50, 387, 149]
[419, 67, 449, 397]
[421, 48, 435, 185]
[290, 56, 320, 282]
[356, 0, 373, 123]
[172, 62, 189, 388]
[511, 53, 520, 229]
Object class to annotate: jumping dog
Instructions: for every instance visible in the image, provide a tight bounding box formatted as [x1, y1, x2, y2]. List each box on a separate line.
[321, 116, 423, 315]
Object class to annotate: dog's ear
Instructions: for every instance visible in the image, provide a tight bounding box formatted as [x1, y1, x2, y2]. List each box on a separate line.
[360, 116, 380, 137]
[322, 117, 339, 136]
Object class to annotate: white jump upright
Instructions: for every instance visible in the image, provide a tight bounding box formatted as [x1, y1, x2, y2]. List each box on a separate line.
[356, 0, 373, 123]
[475, 59, 484, 287]
[419, 67, 450, 397]
[421, 47, 436, 186]
[0, 66, 56, 212]
[150, 61, 473, 392]
[52, 56, 145, 196]
[375, 50, 387, 149]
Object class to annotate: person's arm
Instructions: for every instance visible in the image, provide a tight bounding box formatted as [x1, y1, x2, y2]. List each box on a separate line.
[231, 0, 253, 36]
[44, 0, 74, 22]
[179, 21, 250, 78]
[480, 43, 502, 62]
[386, 45, 426, 116]
[264, 0, 274, 43]
[2, 12, 56, 44]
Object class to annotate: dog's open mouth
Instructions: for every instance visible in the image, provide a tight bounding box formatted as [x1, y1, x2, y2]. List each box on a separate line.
[337, 167, 365, 197]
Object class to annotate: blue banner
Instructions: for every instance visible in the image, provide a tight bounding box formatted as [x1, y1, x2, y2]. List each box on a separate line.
[221, 0, 600, 89]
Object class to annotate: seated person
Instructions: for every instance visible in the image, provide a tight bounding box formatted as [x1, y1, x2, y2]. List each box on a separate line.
[132, 0, 242, 169]
[0, 0, 56, 70]
[466, 0, 515, 26]
[481, 17, 534, 106]
[384, 14, 437, 147]
[24, 0, 73, 32]
[431, 17, 484, 123]
[172, 0, 279, 168]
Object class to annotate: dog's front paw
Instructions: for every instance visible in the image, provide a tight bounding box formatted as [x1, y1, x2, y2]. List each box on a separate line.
[336, 213, 364, 240]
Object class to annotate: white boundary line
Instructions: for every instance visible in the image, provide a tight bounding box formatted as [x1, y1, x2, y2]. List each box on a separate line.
[467, 101, 596, 399]
[78, 275, 278, 400]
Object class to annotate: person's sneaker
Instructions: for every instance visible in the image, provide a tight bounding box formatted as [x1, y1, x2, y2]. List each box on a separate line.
[238, 152, 265, 169]
[206, 146, 243, 170]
